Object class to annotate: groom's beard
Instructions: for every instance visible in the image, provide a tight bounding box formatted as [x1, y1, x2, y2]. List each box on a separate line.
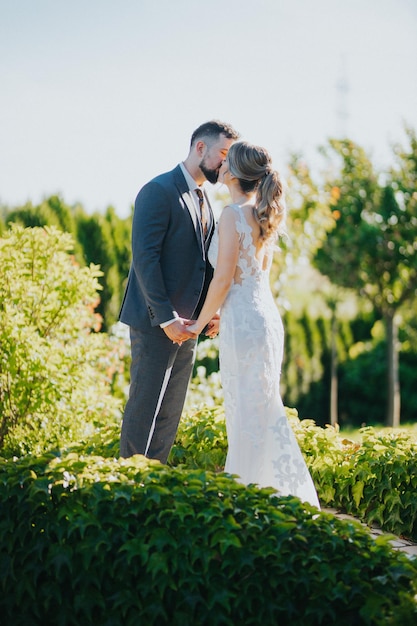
[199, 159, 221, 184]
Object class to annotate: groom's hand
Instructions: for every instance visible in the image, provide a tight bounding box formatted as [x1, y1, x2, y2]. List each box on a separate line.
[163, 319, 195, 345]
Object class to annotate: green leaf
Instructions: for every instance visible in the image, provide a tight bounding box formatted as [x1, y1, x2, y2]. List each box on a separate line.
[351, 480, 364, 507]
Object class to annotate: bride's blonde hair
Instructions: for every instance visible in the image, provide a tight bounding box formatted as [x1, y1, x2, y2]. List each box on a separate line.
[227, 141, 286, 242]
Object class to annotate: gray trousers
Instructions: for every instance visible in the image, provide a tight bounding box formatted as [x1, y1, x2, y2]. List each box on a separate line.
[120, 326, 197, 463]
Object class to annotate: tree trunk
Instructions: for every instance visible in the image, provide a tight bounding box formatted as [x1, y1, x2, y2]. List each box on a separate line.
[385, 312, 400, 427]
[330, 309, 338, 427]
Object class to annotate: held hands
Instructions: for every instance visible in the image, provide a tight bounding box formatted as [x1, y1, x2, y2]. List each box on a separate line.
[185, 321, 199, 338]
[185, 313, 220, 339]
[163, 315, 220, 345]
[163, 318, 196, 345]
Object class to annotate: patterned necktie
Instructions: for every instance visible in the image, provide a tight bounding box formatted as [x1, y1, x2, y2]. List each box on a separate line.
[195, 188, 208, 237]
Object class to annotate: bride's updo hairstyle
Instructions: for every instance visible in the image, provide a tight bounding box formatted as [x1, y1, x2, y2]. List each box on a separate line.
[227, 141, 286, 242]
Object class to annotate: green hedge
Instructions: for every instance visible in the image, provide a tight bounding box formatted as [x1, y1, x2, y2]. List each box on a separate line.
[294, 422, 417, 540]
[67, 407, 417, 541]
[1, 451, 416, 625]
[171, 407, 417, 542]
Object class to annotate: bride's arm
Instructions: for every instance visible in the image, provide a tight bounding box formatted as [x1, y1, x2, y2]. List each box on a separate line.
[188, 207, 239, 335]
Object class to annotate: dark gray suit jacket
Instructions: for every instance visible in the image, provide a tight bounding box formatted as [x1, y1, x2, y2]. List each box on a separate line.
[119, 165, 214, 331]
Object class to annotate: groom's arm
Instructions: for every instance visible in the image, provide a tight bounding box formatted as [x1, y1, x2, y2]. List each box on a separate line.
[131, 181, 176, 326]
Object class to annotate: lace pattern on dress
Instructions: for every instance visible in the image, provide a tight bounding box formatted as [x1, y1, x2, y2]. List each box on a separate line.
[208, 203, 320, 509]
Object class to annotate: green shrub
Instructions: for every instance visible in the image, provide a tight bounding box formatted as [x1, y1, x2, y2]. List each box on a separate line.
[66, 405, 417, 543]
[77, 406, 417, 542]
[0, 225, 123, 456]
[1, 451, 416, 625]
[291, 417, 417, 540]
[5, 196, 133, 332]
[172, 407, 417, 541]
[184, 336, 223, 412]
[66, 423, 122, 459]
[169, 405, 227, 470]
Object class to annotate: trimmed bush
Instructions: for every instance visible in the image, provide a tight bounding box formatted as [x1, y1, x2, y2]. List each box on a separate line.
[171, 407, 417, 542]
[295, 422, 417, 540]
[64, 407, 417, 542]
[1, 451, 416, 625]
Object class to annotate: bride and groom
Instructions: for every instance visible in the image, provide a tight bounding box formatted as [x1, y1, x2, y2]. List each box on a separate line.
[119, 120, 319, 509]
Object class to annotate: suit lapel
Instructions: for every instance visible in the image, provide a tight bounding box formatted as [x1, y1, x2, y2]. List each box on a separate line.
[174, 165, 213, 258]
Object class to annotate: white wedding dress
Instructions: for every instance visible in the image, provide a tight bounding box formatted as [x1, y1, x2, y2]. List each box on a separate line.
[209, 204, 320, 508]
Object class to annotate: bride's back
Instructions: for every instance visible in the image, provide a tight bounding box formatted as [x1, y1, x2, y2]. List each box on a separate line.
[230, 204, 273, 284]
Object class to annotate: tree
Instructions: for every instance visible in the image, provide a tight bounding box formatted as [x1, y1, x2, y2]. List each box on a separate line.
[103, 204, 132, 287]
[294, 129, 417, 427]
[4, 196, 133, 331]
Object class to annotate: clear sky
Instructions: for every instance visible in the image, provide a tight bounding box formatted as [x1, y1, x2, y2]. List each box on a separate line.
[1, 0, 416, 217]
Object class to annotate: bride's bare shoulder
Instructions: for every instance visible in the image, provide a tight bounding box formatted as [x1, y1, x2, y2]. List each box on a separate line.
[218, 204, 238, 223]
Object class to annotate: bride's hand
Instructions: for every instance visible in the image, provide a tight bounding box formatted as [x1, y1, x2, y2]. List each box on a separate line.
[205, 314, 220, 338]
[184, 320, 200, 337]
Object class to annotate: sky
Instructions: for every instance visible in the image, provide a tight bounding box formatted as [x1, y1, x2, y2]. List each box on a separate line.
[1, 0, 417, 218]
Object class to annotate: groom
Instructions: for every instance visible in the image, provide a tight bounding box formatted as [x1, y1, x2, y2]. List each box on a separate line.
[119, 120, 239, 462]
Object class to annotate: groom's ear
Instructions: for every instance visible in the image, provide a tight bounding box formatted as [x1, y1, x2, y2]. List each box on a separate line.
[195, 140, 206, 157]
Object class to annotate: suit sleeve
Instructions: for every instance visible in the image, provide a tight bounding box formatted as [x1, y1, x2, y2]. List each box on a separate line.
[131, 180, 176, 326]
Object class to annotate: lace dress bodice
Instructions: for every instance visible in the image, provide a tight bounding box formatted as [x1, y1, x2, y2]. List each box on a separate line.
[209, 204, 320, 508]
[209, 203, 273, 294]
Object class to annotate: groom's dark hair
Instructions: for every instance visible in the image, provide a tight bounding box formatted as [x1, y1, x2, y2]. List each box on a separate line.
[190, 120, 240, 148]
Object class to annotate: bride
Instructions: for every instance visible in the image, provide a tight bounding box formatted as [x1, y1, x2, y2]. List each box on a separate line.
[187, 141, 320, 508]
